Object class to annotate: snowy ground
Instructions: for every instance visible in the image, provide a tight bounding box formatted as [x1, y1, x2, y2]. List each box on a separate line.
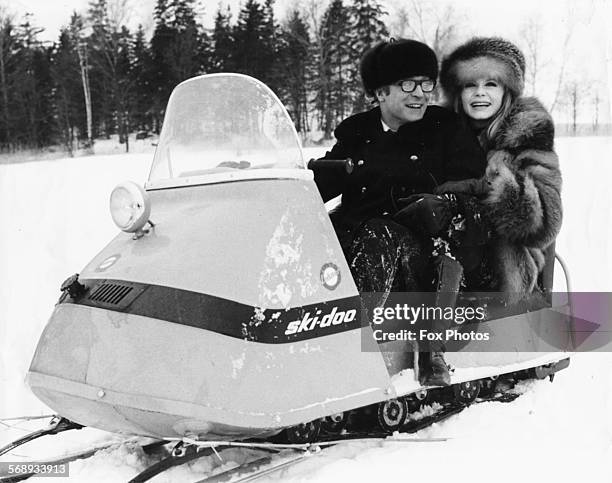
[0, 138, 611, 482]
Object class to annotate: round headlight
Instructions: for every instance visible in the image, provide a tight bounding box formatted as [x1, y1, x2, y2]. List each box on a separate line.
[109, 181, 151, 233]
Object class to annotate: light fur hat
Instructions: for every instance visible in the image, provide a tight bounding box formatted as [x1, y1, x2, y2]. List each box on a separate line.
[440, 37, 526, 106]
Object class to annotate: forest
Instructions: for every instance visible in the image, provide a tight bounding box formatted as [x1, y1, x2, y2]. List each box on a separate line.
[0, 0, 607, 155]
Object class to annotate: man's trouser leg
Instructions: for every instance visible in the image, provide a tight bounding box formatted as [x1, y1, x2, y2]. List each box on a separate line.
[420, 254, 463, 386]
[348, 218, 424, 300]
[348, 218, 428, 375]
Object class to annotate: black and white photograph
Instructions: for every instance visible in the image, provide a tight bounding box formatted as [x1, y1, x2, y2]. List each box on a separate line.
[1, 0, 611, 481]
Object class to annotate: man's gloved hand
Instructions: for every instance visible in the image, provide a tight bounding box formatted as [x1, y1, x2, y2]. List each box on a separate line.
[434, 178, 489, 197]
[394, 193, 456, 236]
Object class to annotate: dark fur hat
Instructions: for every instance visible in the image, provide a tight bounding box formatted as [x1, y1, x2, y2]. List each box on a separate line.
[360, 39, 438, 96]
[440, 37, 525, 106]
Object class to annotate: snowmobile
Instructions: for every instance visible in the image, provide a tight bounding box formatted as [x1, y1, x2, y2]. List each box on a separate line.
[23, 73, 573, 447]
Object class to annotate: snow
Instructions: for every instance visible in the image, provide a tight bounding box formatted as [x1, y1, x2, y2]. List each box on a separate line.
[1, 138, 612, 482]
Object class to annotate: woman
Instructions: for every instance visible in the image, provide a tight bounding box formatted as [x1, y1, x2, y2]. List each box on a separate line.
[436, 37, 562, 302]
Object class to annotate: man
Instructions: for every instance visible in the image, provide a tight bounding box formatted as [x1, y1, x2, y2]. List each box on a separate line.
[312, 39, 487, 386]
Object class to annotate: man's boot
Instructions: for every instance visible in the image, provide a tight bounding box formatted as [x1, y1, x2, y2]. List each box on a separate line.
[419, 254, 463, 387]
[420, 351, 451, 386]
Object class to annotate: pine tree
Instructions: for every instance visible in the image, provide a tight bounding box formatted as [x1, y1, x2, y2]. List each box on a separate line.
[347, 0, 388, 112]
[0, 13, 18, 147]
[315, 0, 352, 137]
[278, 10, 311, 133]
[86, 0, 138, 150]
[14, 14, 53, 147]
[211, 5, 233, 72]
[131, 25, 152, 131]
[149, 0, 210, 129]
[261, 0, 282, 92]
[232, 0, 278, 87]
[115, 25, 135, 149]
[87, 0, 115, 141]
[50, 28, 84, 154]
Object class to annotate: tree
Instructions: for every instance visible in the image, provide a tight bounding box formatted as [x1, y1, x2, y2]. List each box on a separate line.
[563, 80, 586, 135]
[210, 5, 233, 72]
[315, 0, 352, 138]
[232, 0, 279, 88]
[13, 14, 53, 148]
[391, 0, 461, 66]
[518, 16, 546, 97]
[50, 28, 84, 155]
[0, 9, 54, 150]
[592, 86, 601, 132]
[278, 9, 312, 133]
[149, 0, 210, 130]
[515, 6, 582, 118]
[131, 24, 152, 131]
[547, 20, 575, 115]
[0, 9, 17, 147]
[87, 0, 136, 150]
[67, 12, 93, 149]
[347, 0, 388, 111]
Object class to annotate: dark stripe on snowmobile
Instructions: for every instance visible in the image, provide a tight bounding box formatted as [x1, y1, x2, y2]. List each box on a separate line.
[61, 278, 363, 344]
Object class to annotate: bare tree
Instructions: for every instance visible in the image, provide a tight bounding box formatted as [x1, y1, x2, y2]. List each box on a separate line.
[547, 1, 592, 115]
[568, 82, 579, 134]
[593, 90, 600, 132]
[548, 25, 573, 116]
[561, 80, 587, 135]
[589, 80, 604, 133]
[88, 0, 135, 152]
[519, 16, 548, 97]
[107, 0, 132, 29]
[68, 13, 93, 150]
[390, 0, 461, 61]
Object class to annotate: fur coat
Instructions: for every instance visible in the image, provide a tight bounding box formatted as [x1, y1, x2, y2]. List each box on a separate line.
[437, 97, 562, 300]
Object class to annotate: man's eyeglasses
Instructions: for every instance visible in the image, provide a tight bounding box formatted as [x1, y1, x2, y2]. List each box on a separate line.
[396, 79, 436, 93]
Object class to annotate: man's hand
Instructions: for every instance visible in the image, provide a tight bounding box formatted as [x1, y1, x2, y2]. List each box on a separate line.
[434, 178, 489, 196]
[394, 193, 455, 236]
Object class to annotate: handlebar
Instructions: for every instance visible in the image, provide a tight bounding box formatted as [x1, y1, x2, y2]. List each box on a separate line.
[307, 158, 355, 174]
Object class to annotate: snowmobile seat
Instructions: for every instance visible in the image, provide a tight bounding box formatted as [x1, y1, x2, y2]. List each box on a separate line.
[457, 243, 557, 321]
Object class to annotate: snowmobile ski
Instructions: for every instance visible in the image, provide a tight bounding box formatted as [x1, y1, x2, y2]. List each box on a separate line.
[0, 417, 82, 457]
[128, 441, 232, 483]
[0, 440, 165, 482]
[194, 448, 313, 483]
[0, 383, 526, 482]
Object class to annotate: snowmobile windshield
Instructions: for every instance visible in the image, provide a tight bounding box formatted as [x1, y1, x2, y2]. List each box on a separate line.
[148, 74, 305, 185]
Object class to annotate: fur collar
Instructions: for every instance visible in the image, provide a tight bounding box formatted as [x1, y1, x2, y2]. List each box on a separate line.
[492, 97, 554, 152]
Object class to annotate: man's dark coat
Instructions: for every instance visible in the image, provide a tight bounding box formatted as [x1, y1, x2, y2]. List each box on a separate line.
[313, 105, 487, 245]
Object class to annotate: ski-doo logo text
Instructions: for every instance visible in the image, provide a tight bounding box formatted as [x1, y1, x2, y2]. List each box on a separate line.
[284, 307, 357, 335]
